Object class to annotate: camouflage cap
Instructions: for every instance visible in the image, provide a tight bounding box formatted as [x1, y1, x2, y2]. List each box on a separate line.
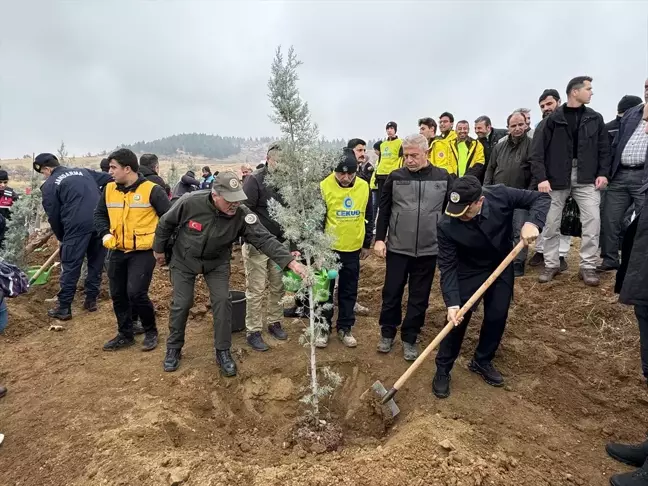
[212, 171, 247, 202]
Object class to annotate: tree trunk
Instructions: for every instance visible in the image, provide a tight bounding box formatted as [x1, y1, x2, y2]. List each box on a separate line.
[24, 229, 54, 255]
[308, 284, 319, 419]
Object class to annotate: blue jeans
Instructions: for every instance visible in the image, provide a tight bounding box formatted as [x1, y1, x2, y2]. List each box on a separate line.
[0, 298, 8, 333]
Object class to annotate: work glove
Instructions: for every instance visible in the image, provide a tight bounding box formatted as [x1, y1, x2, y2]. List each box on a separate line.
[102, 234, 117, 250]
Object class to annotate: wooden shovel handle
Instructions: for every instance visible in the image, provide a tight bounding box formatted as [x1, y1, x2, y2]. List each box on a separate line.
[29, 248, 60, 285]
[391, 240, 526, 392]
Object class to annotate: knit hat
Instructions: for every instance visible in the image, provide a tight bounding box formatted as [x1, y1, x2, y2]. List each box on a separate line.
[33, 153, 59, 173]
[0, 170, 8, 181]
[334, 148, 358, 174]
[386, 121, 397, 132]
[617, 95, 643, 114]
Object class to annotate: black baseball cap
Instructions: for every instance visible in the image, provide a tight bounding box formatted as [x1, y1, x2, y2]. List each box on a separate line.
[33, 153, 59, 173]
[445, 176, 483, 218]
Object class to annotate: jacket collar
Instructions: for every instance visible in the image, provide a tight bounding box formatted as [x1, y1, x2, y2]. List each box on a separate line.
[552, 104, 595, 125]
[116, 174, 147, 193]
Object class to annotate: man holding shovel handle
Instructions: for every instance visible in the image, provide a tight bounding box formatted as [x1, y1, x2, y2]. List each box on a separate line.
[433, 175, 550, 398]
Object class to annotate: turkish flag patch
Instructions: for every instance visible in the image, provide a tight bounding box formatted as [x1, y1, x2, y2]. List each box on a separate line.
[188, 220, 202, 231]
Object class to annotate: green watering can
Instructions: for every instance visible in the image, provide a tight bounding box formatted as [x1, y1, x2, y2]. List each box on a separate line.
[283, 268, 338, 303]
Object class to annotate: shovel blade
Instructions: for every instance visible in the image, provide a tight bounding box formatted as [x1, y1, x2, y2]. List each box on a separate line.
[371, 380, 400, 418]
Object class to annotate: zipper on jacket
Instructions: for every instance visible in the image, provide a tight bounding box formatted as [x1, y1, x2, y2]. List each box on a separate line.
[415, 177, 421, 257]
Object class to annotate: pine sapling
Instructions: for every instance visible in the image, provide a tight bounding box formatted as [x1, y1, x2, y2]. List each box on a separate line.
[266, 46, 342, 420]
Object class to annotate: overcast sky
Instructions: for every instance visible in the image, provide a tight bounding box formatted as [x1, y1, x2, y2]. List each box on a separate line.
[1, 1, 647, 159]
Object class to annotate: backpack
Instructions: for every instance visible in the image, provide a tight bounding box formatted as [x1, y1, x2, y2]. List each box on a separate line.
[0, 260, 29, 298]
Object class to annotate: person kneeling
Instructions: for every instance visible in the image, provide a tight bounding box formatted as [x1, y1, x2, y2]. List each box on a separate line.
[153, 172, 306, 377]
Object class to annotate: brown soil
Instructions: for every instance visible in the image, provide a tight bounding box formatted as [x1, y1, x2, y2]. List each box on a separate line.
[1, 240, 647, 485]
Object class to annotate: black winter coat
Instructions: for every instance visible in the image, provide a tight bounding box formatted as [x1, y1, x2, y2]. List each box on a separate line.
[616, 190, 648, 306]
[140, 165, 171, 197]
[530, 105, 610, 190]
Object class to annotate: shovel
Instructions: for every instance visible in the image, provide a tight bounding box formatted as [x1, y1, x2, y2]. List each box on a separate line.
[28, 248, 60, 285]
[372, 240, 526, 416]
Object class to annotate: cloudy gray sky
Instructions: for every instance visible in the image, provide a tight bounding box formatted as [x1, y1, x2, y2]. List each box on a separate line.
[1, 1, 647, 159]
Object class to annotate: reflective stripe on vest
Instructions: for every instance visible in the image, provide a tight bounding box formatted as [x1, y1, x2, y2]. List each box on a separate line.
[320, 173, 369, 252]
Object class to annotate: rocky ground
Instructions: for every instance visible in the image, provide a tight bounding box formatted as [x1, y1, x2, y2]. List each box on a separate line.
[0, 238, 646, 485]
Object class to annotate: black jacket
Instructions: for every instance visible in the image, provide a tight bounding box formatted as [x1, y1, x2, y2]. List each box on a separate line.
[484, 135, 533, 189]
[140, 165, 171, 197]
[437, 185, 550, 308]
[171, 172, 200, 200]
[41, 166, 104, 241]
[610, 104, 648, 180]
[376, 164, 453, 257]
[94, 174, 171, 240]
[479, 128, 508, 171]
[605, 116, 621, 147]
[242, 166, 288, 242]
[617, 192, 648, 305]
[358, 162, 375, 184]
[530, 105, 610, 190]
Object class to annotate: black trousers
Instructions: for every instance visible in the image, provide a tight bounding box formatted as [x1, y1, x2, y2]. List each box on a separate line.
[379, 251, 437, 345]
[59, 232, 106, 307]
[635, 305, 648, 381]
[108, 250, 157, 338]
[322, 250, 360, 331]
[435, 273, 513, 374]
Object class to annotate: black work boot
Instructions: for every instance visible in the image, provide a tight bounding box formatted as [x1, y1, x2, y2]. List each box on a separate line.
[607, 439, 648, 468]
[103, 333, 135, 351]
[163, 348, 182, 372]
[132, 319, 145, 335]
[247, 331, 269, 352]
[513, 262, 525, 278]
[528, 252, 544, 267]
[432, 372, 451, 399]
[268, 322, 287, 340]
[215, 349, 237, 377]
[83, 298, 97, 312]
[610, 458, 648, 486]
[468, 359, 504, 387]
[142, 331, 158, 352]
[47, 305, 72, 321]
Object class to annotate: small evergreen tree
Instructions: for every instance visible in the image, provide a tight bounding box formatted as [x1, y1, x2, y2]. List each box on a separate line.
[57, 141, 68, 164]
[266, 46, 341, 420]
[167, 162, 179, 187]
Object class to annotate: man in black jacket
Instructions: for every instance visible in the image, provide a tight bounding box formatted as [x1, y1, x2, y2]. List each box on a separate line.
[171, 170, 200, 201]
[139, 154, 171, 197]
[605, 95, 643, 146]
[374, 134, 453, 361]
[241, 143, 296, 351]
[433, 176, 550, 398]
[531, 76, 610, 287]
[474, 115, 508, 181]
[34, 153, 107, 320]
[484, 112, 533, 276]
[600, 85, 648, 272]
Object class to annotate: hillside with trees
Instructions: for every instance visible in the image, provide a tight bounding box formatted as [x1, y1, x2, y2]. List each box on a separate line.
[121, 133, 246, 159]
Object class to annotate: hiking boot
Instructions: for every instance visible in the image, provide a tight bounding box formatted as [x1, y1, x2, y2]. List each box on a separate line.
[103, 333, 135, 351]
[538, 267, 560, 283]
[215, 349, 237, 377]
[432, 372, 451, 399]
[83, 298, 97, 312]
[597, 262, 620, 272]
[163, 348, 182, 372]
[579, 268, 600, 287]
[513, 262, 525, 278]
[47, 305, 72, 321]
[132, 319, 145, 335]
[610, 458, 648, 486]
[468, 359, 504, 387]
[142, 331, 158, 352]
[354, 303, 369, 316]
[606, 439, 648, 468]
[377, 337, 394, 353]
[337, 329, 357, 348]
[403, 342, 419, 361]
[559, 256, 569, 272]
[247, 331, 269, 352]
[268, 322, 287, 340]
[315, 332, 329, 348]
[529, 252, 544, 267]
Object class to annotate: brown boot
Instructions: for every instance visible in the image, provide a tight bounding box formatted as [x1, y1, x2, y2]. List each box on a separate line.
[579, 268, 600, 287]
[538, 267, 560, 283]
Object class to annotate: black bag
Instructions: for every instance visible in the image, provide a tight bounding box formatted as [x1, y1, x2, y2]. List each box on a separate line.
[560, 196, 582, 237]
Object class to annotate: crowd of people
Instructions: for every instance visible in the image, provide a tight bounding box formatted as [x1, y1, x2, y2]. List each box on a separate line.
[0, 74, 647, 485]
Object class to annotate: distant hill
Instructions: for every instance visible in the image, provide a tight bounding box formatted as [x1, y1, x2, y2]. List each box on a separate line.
[120, 133, 250, 159]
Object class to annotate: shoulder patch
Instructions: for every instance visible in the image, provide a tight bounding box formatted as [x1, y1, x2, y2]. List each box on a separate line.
[244, 213, 258, 224]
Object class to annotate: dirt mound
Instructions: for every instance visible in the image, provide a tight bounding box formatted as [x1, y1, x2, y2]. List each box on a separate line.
[0, 242, 646, 485]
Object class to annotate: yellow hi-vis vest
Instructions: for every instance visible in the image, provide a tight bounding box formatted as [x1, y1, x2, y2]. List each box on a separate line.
[430, 130, 457, 174]
[369, 169, 378, 190]
[320, 173, 369, 252]
[375, 138, 403, 176]
[105, 180, 159, 252]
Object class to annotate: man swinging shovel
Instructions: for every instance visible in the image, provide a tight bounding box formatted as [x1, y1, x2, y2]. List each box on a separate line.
[374, 176, 550, 413]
